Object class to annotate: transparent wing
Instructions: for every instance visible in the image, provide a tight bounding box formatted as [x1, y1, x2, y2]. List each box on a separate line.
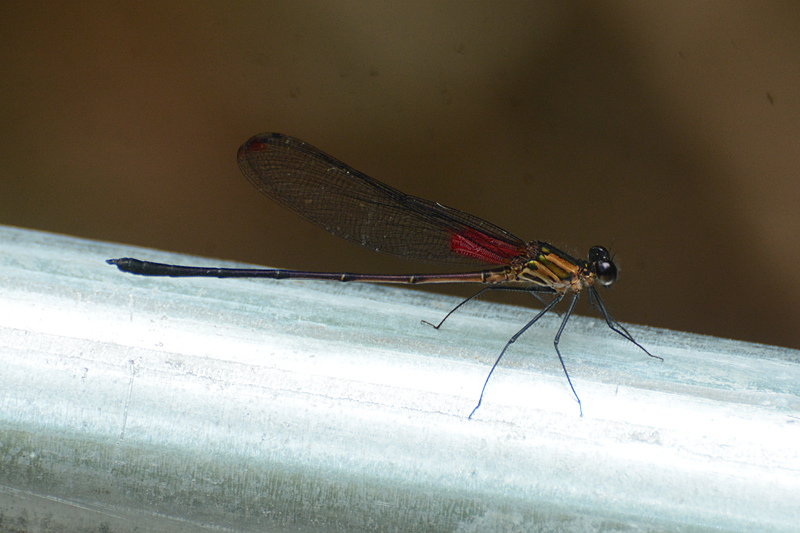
[237, 133, 527, 266]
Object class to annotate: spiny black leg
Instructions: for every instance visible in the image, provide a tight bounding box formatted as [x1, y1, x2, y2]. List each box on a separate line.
[422, 287, 494, 329]
[424, 285, 556, 330]
[588, 287, 663, 362]
[552, 292, 583, 416]
[468, 294, 564, 419]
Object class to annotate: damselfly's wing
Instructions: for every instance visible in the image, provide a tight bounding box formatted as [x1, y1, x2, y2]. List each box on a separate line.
[238, 133, 527, 266]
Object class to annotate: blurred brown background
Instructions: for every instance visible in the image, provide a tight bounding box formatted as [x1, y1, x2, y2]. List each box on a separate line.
[2, 2, 798, 349]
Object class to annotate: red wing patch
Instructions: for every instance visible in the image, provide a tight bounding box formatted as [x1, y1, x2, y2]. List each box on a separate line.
[450, 229, 524, 265]
[243, 139, 267, 152]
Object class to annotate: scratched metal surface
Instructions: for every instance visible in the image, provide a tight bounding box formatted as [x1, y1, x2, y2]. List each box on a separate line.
[1, 225, 799, 532]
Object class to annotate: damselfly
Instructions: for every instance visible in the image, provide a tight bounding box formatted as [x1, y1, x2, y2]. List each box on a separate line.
[108, 133, 661, 417]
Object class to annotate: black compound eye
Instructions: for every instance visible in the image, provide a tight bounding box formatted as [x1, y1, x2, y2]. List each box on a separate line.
[588, 246, 610, 263]
[589, 246, 617, 286]
[595, 260, 617, 286]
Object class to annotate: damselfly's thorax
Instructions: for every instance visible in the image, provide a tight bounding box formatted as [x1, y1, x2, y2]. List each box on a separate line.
[512, 242, 617, 293]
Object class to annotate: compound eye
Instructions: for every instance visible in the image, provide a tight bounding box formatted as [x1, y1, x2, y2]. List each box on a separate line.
[589, 246, 610, 263]
[595, 260, 617, 286]
[589, 246, 617, 286]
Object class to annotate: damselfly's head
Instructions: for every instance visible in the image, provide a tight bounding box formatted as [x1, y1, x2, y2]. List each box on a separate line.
[589, 246, 617, 287]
